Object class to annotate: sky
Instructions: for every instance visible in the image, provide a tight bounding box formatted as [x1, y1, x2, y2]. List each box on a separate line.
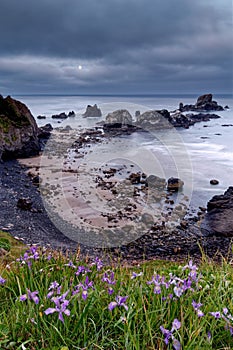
[0, 0, 232, 95]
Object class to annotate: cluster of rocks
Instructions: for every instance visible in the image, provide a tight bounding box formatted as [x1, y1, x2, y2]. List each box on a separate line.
[179, 94, 225, 112]
[168, 111, 220, 129]
[51, 111, 75, 119]
[102, 94, 225, 132]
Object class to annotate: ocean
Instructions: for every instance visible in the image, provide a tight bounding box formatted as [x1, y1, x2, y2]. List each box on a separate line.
[14, 94, 233, 210]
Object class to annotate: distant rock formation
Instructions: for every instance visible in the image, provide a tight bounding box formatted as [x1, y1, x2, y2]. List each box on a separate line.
[105, 109, 133, 125]
[83, 104, 102, 118]
[201, 187, 233, 237]
[179, 94, 224, 112]
[0, 95, 40, 160]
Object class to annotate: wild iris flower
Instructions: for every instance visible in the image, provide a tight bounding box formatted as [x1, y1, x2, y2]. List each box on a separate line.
[108, 296, 128, 311]
[45, 298, 70, 323]
[160, 319, 181, 350]
[102, 271, 116, 285]
[0, 276, 6, 285]
[192, 300, 205, 317]
[20, 289, 39, 304]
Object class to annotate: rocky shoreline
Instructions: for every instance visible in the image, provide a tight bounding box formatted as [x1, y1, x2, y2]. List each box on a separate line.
[0, 143, 232, 263]
[0, 93, 232, 263]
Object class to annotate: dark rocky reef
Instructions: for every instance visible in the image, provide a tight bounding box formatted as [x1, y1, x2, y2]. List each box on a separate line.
[201, 187, 233, 237]
[168, 111, 220, 129]
[179, 94, 224, 112]
[83, 104, 102, 118]
[52, 112, 68, 119]
[0, 95, 40, 160]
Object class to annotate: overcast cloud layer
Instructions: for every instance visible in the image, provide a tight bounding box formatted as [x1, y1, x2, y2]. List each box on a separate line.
[0, 0, 232, 95]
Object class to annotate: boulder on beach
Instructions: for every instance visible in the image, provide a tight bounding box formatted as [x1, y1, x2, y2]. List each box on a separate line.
[201, 187, 233, 237]
[167, 177, 184, 191]
[0, 95, 40, 160]
[146, 175, 166, 189]
[83, 104, 102, 118]
[136, 110, 171, 129]
[105, 109, 133, 125]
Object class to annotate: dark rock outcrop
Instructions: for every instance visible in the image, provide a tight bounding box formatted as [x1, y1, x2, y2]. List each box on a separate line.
[37, 115, 46, 119]
[0, 95, 40, 160]
[201, 187, 233, 237]
[83, 104, 102, 118]
[179, 94, 224, 112]
[38, 123, 53, 139]
[168, 111, 220, 129]
[167, 177, 184, 191]
[210, 179, 219, 185]
[51, 112, 68, 119]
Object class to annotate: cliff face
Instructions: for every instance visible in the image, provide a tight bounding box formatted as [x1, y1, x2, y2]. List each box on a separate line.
[0, 95, 40, 160]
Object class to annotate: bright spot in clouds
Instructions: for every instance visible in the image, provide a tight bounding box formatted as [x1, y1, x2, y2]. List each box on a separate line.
[78, 65, 83, 70]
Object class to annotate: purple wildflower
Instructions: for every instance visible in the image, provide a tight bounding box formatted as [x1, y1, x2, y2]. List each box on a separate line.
[91, 257, 104, 270]
[197, 309, 205, 317]
[207, 331, 212, 341]
[0, 276, 6, 285]
[45, 298, 70, 323]
[19, 289, 39, 304]
[182, 260, 197, 272]
[20, 294, 27, 301]
[160, 326, 172, 345]
[160, 319, 181, 349]
[47, 281, 61, 299]
[64, 261, 76, 268]
[49, 281, 60, 290]
[108, 295, 128, 311]
[102, 271, 116, 285]
[192, 300, 205, 317]
[192, 300, 202, 310]
[72, 276, 94, 299]
[131, 272, 143, 279]
[108, 287, 114, 295]
[75, 265, 90, 276]
[171, 319, 181, 331]
[210, 311, 221, 319]
[173, 286, 183, 298]
[172, 338, 181, 350]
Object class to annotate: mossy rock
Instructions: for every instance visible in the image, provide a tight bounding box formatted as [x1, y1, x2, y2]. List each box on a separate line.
[0, 95, 31, 128]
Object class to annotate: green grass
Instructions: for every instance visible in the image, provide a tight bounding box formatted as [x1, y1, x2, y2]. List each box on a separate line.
[0, 236, 233, 349]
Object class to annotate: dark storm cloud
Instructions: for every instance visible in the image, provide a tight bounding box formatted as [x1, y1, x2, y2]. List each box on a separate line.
[0, 0, 232, 94]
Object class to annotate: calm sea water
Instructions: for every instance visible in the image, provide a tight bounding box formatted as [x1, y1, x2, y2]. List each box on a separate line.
[14, 94, 233, 208]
